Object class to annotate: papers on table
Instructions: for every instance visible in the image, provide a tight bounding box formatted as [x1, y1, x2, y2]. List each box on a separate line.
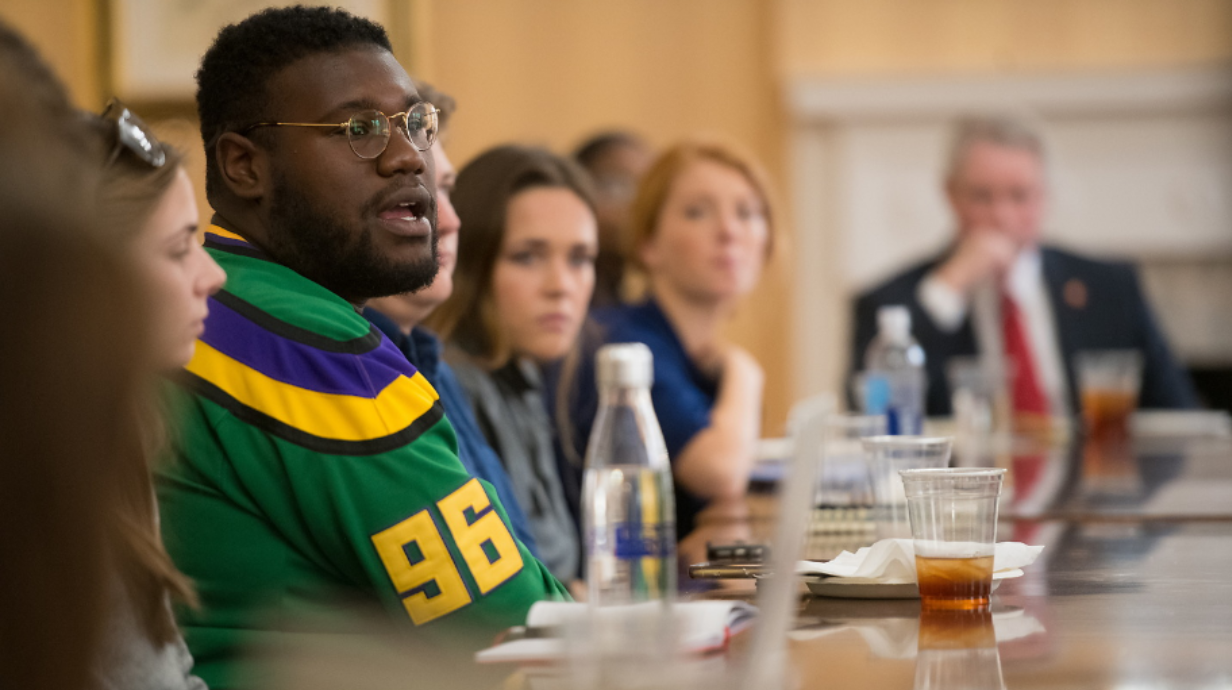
[475, 600, 758, 664]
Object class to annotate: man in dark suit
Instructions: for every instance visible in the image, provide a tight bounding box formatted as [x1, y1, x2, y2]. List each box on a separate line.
[851, 116, 1197, 418]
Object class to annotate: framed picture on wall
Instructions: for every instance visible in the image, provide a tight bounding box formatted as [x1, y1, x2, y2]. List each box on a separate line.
[109, 0, 390, 101]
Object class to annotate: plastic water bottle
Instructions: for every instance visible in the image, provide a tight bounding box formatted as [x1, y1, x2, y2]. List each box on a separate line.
[583, 343, 676, 606]
[862, 305, 927, 435]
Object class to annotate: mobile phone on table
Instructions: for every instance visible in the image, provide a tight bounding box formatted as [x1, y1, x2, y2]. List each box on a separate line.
[688, 542, 772, 579]
[687, 561, 772, 579]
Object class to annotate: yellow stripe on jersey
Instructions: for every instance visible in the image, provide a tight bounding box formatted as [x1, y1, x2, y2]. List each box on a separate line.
[185, 340, 439, 442]
[207, 226, 249, 243]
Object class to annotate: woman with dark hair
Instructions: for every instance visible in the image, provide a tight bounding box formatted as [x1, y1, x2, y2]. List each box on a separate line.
[84, 102, 226, 689]
[428, 144, 597, 584]
[566, 138, 775, 539]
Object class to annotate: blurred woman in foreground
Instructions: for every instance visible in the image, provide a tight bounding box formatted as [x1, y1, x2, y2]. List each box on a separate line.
[0, 21, 223, 688]
[0, 118, 137, 690]
[567, 139, 775, 538]
[428, 145, 597, 584]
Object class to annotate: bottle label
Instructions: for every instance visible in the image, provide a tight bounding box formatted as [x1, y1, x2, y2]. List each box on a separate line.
[863, 369, 926, 435]
[863, 373, 892, 414]
[886, 407, 923, 435]
[613, 523, 674, 559]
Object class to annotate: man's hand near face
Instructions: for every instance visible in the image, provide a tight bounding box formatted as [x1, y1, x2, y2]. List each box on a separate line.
[934, 229, 1018, 296]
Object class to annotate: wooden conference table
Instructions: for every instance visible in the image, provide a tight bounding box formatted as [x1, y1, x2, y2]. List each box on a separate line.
[255, 423, 1232, 690]
[687, 428, 1232, 689]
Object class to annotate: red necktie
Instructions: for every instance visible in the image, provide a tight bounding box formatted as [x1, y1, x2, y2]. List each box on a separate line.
[1004, 292, 1049, 545]
[1010, 452, 1046, 544]
[1002, 292, 1049, 417]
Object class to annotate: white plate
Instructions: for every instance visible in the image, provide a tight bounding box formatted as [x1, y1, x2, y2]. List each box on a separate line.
[805, 569, 1024, 600]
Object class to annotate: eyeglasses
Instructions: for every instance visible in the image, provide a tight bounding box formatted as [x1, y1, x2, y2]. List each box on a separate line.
[101, 98, 167, 168]
[240, 102, 439, 159]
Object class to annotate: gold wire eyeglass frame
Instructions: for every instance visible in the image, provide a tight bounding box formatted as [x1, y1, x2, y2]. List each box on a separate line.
[240, 103, 439, 158]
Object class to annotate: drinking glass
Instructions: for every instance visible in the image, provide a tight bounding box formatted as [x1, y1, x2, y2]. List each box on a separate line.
[946, 357, 1008, 466]
[1074, 349, 1142, 447]
[862, 436, 952, 539]
[818, 413, 886, 507]
[900, 468, 1005, 611]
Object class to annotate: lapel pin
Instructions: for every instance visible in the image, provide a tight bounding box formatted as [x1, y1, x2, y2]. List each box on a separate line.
[1064, 279, 1088, 310]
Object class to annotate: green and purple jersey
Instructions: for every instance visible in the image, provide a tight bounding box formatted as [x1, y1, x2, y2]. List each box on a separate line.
[157, 226, 567, 689]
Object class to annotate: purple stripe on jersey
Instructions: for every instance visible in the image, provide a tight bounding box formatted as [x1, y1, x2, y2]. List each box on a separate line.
[203, 232, 253, 249]
[200, 297, 414, 398]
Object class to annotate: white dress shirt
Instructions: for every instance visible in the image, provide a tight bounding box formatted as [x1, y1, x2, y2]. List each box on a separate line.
[916, 248, 1070, 416]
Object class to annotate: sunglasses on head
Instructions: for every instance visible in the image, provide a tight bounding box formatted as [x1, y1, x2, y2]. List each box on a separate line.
[100, 98, 167, 168]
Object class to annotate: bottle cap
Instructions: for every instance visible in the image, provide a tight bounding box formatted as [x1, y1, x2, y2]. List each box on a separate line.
[596, 342, 654, 389]
[876, 305, 912, 342]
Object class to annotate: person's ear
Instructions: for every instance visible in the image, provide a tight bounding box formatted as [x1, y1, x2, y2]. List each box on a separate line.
[215, 132, 268, 202]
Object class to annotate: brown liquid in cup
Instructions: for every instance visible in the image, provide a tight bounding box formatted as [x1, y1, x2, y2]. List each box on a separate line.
[915, 555, 994, 610]
[1082, 388, 1136, 447]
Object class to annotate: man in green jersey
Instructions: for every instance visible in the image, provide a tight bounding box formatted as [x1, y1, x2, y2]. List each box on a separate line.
[157, 7, 568, 687]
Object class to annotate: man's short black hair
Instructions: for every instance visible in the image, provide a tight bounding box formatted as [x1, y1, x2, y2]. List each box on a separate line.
[196, 5, 393, 201]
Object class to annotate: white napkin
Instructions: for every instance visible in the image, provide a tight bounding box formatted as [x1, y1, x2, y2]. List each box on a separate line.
[797, 539, 1044, 583]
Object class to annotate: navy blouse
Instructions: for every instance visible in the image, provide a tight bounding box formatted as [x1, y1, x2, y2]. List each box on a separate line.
[563, 298, 717, 537]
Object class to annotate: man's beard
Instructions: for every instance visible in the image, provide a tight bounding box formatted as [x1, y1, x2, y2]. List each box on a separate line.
[264, 172, 439, 303]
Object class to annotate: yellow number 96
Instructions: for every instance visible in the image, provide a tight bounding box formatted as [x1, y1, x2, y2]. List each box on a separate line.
[371, 479, 525, 625]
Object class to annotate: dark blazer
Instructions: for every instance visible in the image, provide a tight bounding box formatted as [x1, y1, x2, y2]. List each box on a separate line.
[850, 245, 1199, 416]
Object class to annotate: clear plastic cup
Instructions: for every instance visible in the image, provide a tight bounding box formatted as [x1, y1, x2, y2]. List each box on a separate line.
[1074, 349, 1143, 447]
[946, 356, 1009, 467]
[818, 413, 886, 507]
[900, 468, 1005, 611]
[862, 436, 952, 539]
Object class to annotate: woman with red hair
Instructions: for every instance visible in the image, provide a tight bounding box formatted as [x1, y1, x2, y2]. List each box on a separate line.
[565, 138, 776, 539]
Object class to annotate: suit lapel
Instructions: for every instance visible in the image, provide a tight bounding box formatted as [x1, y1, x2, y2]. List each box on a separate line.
[1041, 248, 1082, 413]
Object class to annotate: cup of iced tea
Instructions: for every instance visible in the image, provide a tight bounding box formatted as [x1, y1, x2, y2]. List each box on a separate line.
[1075, 349, 1143, 447]
[863, 436, 952, 539]
[900, 468, 1005, 611]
